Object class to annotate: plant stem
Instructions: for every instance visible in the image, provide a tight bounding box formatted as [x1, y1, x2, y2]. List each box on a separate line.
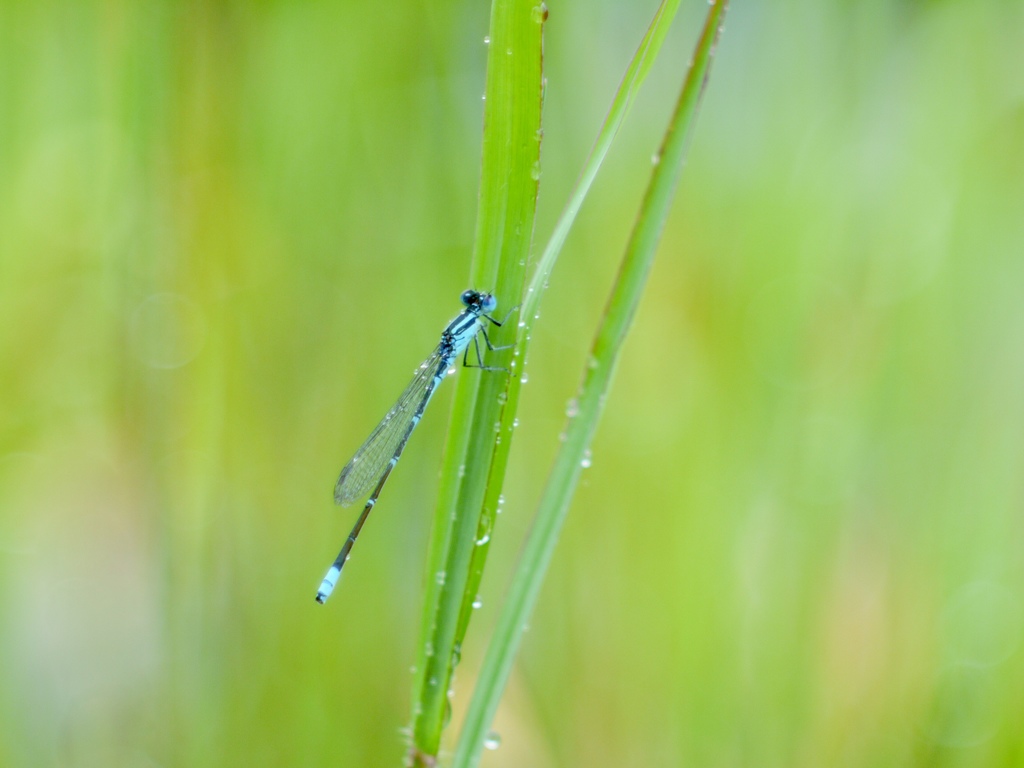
[408, 1, 544, 763]
[453, 3, 730, 765]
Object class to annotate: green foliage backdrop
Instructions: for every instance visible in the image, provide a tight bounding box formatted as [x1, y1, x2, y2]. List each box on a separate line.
[1, 1, 1023, 766]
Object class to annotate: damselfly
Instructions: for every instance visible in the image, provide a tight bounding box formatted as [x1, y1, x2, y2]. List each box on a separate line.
[315, 289, 512, 604]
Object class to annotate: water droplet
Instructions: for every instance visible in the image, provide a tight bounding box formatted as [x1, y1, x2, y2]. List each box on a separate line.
[520, 373, 529, 384]
[518, 320, 526, 328]
[483, 35, 491, 44]
[436, 571, 446, 586]
[587, 356, 600, 370]
[506, 47, 512, 55]
[531, 2, 548, 24]
[494, 421, 502, 432]
[472, 596, 483, 609]
[476, 533, 490, 546]
[529, 160, 541, 180]
[458, 464, 467, 478]
[425, 642, 434, 657]
[651, 152, 662, 166]
[497, 494, 505, 506]
[447, 366, 457, 376]
[481, 94, 486, 101]
[565, 398, 579, 418]
[484, 731, 502, 750]
[580, 449, 592, 469]
[496, 391, 508, 404]
[512, 418, 520, 427]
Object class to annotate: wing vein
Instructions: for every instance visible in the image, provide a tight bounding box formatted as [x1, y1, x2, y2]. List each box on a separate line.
[334, 347, 447, 505]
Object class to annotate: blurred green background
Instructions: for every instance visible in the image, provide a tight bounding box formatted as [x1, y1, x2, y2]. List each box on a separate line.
[2, 0, 1024, 765]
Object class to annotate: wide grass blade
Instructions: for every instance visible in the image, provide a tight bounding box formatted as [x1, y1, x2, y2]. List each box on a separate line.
[453, 3, 730, 765]
[408, 1, 544, 764]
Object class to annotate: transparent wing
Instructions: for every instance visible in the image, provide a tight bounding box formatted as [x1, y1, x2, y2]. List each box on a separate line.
[334, 347, 446, 505]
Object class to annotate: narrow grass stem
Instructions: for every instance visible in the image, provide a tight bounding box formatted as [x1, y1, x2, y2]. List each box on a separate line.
[454, 0, 685, 662]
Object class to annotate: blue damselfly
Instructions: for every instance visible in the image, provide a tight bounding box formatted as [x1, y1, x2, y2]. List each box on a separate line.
[315, 289, 512, 604]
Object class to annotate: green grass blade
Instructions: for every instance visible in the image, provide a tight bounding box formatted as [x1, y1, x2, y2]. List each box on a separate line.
[523, 0, 681, 322]
[408, 1, 544, 764]
[452, 3, 730, 765]
[451, 0, 685, 693]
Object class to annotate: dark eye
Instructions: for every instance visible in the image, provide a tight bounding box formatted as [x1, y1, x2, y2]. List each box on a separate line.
[482, 294, 498, 313]
[461, 290, 477, 306]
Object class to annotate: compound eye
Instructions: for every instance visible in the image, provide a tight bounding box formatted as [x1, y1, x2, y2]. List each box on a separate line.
[482, 294, 498, 313]
[461, 289, 477, 307]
